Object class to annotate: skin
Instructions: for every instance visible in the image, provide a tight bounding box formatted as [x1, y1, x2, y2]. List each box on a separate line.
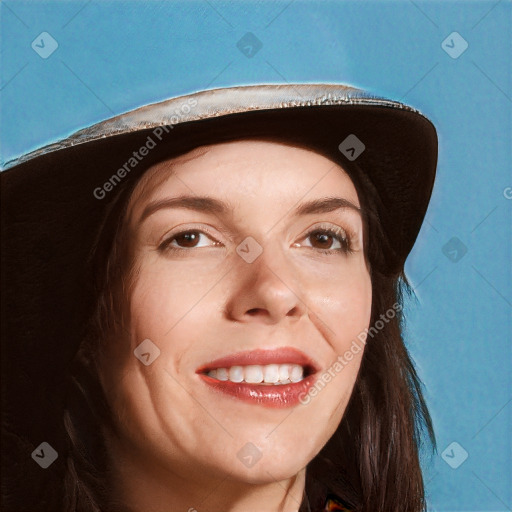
[98, 139, 372, 512]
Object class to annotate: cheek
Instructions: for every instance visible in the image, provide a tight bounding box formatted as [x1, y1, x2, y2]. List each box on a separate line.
[129, 256, 221, 341]
[290, 265, 372, 450]
[308, 262, 373, 353]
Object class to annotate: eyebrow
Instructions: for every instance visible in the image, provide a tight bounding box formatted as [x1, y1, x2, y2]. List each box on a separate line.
[139, 195, 361, 224]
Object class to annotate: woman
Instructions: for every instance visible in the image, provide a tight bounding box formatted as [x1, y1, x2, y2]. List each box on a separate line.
[1, 84, 438, 511]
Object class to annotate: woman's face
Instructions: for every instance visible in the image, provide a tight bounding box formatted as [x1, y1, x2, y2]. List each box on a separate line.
[100, 139, 372, 487]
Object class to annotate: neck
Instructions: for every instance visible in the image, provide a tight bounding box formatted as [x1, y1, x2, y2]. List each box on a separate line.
[104, 434, 307, 512]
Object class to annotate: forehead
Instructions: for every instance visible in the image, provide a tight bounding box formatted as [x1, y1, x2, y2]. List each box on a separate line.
[128, 139, 360, 214]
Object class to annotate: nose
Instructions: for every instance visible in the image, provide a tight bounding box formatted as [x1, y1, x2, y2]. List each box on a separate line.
[225, 244, 308, 324]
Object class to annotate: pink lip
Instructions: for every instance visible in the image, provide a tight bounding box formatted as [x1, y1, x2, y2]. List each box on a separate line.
[196, 347, 319, 373]
[196, 347, 319, 409]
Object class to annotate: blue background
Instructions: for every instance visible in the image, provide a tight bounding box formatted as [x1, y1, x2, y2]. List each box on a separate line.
[1, 1, 511, 510]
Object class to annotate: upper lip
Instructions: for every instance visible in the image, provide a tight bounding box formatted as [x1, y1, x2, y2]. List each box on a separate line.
[196, 346, 320, 375]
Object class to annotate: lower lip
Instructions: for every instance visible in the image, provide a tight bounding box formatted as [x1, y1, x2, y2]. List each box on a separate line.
[198, 374, 317, 408]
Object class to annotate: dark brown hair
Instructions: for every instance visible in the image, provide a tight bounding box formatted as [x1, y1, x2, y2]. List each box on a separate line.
[62, 139, 435, 512]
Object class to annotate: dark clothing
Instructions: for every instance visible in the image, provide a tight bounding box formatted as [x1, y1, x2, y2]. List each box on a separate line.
[300, 493, 354, 512]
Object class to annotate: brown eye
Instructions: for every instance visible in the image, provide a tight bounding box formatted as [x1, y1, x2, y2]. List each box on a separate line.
[309, 230, 337, 250]
[159, 229, 221, 252]
[174, 231, 201, 248]
[301, 227, 352, 254]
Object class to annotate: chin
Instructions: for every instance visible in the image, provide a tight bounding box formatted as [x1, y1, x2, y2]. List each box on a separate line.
[201, 433, 319, 485]
[225, 458, 309, 486]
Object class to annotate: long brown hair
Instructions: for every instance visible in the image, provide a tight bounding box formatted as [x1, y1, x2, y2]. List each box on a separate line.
[62, 140, 435, 512]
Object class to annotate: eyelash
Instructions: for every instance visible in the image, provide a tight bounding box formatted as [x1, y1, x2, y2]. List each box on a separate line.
[158, 224, 354, 256]
[305, 225, 353, 255]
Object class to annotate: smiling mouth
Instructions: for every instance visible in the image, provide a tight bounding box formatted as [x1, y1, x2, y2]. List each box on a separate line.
[196, 347, 319, 408]
[203, 363, 314, 385]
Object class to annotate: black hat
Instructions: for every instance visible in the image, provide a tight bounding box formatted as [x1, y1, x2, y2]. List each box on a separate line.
[0, 83, 437, 509]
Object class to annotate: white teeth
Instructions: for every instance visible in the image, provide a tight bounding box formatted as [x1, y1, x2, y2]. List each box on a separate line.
[206, 364, 305, 384]
[216, 368, 228, 381]
[263, 364, 280, 383]
[279, 364, 290, 381]
[245, 365, 264, 383]
[229, 366, 244, 383]
[290, 365, 303, 382]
